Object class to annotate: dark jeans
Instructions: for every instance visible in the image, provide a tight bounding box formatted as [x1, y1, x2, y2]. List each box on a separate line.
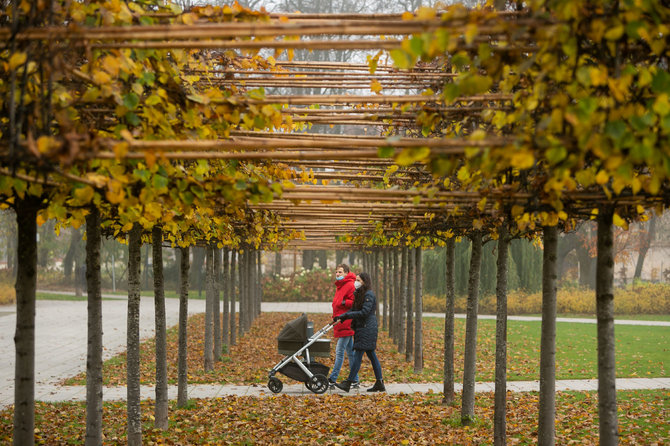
[347, 349, 383, 382]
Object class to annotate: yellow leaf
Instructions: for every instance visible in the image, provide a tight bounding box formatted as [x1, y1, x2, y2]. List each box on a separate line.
[9, 52, 27, 70]
[114, 142, 129, 159]
[401, 11, 414, 21]
[36, 213, 46, 227]
[510, 151, 534, 169]
[106, 180, 125, 204]
[370, 79, 383, 94]
[416, 7, 436, 20]
[613, 213, 628, 230]
[74, 186, 95, 204]
[595, 170, 609, 185]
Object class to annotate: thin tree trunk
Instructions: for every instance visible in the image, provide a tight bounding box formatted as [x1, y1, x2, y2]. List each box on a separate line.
[13, 198, 39, 446]
[462, 232, 482, 425]
[398, 247, 408, 353]
[414, 247, 423, 373]
[204, 247, 214, 371]
[238, 250, 245, 338]
[85, 208, 103, 446]
[152, 226, 168, 430]
[213, 248, 221, 361]
[390, 249, 397, 340]
[230, 250, 237, 346]
[405, 246, 414, 361]
[373, 250, 380, 316]
[538, 225, 558, 445]
[257, 250, 262, 319]
[442, 238, 456, 405]
[597, 208, 618, 445]
[177, 246, 190, 408]
[274, 251, 282, 275]
[383, 249, 389, 331]
[127, 223, 143, 445]
[222, 248, 230, 351]
[494, 224, 509, 446]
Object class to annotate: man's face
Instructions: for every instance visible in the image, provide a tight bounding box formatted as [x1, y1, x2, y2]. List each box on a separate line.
[335, 267, 345, 279]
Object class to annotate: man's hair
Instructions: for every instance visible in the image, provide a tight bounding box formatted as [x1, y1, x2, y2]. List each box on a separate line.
[337, 263, 350, 273]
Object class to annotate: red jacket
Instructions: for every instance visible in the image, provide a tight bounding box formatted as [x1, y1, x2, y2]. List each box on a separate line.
[332, 272, 355, 338]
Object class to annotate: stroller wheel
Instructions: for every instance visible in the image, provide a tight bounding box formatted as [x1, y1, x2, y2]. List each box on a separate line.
[306, 374, 329, 394]
[268, 377, 283, 394]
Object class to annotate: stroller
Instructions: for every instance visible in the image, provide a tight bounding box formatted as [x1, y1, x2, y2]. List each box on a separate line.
[267, 313, 335, 394]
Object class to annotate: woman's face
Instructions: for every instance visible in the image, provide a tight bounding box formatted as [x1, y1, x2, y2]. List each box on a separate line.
[355, 275, 364, 287]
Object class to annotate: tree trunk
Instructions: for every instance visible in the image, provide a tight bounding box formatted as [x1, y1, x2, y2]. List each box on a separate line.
[13, 198, 39, 446]
[389, 249, 396, 339]
[633, 216, 656, 280]
[398, 247, 408, 353]
[442, 238, 456, 405]
[538, 225, 558, 445]
[257, 250, 262, 319]
[597, 208, 618, 445]
[230, 250, 237, 346]
[152, 227, 168, 430]
[191, 247, 205, 297]
[461, 231, 482, 425]
[222, 248, 230, 351]
[414, 247, 423, 373]
[238, 250, 246, 337]
[177, 246, 190, 408]
[85, 208, 103, 446]
[63, 227, 81, 283]
[494, 225, 509, 446]
[382, 249, 393, 330]
[405, 246, 414, 362]
[213, 249, 221, 361]
[204, 247, 214, 371]
[127, 223, 143, 445]
[274, 251, 282, 275]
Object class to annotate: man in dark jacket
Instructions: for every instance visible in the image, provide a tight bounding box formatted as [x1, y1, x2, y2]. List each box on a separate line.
[329, 264, 359, 387]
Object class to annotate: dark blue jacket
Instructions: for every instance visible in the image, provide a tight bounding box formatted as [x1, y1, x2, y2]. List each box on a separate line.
[341, 290, 378, 351]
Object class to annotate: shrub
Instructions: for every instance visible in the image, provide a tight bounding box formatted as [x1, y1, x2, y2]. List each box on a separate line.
[262, 268, 334, 302]
[0, 283, 15, 305]
[422, 282, 670, 315]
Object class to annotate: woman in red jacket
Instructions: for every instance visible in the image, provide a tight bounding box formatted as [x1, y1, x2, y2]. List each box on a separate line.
[329, 264, 359, 387]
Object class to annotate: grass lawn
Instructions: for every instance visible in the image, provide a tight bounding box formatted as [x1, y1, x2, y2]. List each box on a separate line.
[0, 390, 666, 444]
[64, 312, 668, 386]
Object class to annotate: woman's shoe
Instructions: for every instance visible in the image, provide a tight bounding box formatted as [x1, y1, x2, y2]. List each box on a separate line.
[335, 379, 352, 392]
[367, 380, 385, 392]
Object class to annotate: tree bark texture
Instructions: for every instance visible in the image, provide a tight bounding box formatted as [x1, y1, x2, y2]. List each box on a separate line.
[382, 249, 393, 330]
[538, 225, 558, 445]
[442, 237, 456, 405]
[222, 248, 230, 350]
[405, 245, 414, 361]
[597, 208, 618, 445]
[274, 251, 282, 275]
[152, 227, 168, 430]
[13, 199, 39, 446]
[414, 247, 423, 373]
[127, 223, 143, 445]
[238, 250, 246, 337]
[204, 247, 215, 371]
[256, 250, 262, 319]
[398, 247, 408, 353]
[177, 246, 190, 408]
[462, 232, 482, 425]
[213, 248, 222, 361]
[494, 225, 509, 446]
[229, 250, 237, 346]
[390, 249, 399, 341]
[85, 208, 103, 446]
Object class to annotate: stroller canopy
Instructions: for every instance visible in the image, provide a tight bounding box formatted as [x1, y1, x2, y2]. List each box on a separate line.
[277, 313, 308, 342]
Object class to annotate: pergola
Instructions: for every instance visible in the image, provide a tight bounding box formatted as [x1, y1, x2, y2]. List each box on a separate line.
[2, 2, 669, 445]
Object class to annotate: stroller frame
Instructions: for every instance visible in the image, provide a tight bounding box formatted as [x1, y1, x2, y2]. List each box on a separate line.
[268, 320, 336, 394]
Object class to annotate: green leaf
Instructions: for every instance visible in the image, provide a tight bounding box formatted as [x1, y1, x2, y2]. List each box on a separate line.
[125, 111, 140, 126]
[378, 146, 395, 158]
[605, 120, 627, 145]
[651, 71, 670, 94]
[409, 36, 424, 57]
[546, 146, 567, 164]
[390, 49, 414, 69]
[123, 92, 140, 110]
[395, 147, 430, 166]
[152, 175, 168, 190]
[234, 179, 248, 190]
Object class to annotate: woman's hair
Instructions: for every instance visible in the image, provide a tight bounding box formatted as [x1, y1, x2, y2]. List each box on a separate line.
[352, 271, 372, 310]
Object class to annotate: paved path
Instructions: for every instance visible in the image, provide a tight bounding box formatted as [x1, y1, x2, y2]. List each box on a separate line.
[1, 298, 668, 409]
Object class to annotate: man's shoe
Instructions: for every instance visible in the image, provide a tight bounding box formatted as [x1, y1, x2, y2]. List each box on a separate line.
[328, 378, 336, 388]
[351, 381, 360, 389]
[334, 379, 352, 392]
[367, 380, 386, 392]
